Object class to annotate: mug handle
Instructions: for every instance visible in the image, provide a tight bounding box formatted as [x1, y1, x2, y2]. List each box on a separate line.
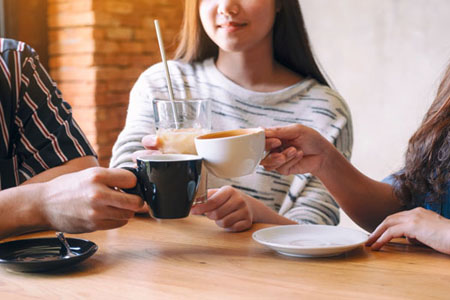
[121, 167, 147, 201]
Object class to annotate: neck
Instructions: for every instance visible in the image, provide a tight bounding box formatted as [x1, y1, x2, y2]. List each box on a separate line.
[215, 38, 301, 92]
[216, 43, 274, 86]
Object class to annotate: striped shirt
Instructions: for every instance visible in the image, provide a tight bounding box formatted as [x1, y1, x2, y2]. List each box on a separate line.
[111, 59, 353, 225]
[0, 38, 95, 190]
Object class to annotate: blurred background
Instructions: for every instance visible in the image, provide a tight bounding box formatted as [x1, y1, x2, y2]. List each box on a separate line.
[0, 0, 184, 167]
[301, 0, 450, 228]
[1, 0, 450, 229]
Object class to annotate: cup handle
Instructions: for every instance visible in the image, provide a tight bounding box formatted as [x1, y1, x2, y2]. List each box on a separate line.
[121, 167, 146, 201]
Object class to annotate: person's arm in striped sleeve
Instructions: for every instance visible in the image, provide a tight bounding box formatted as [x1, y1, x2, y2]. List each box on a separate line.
[0, 39, 144, 239]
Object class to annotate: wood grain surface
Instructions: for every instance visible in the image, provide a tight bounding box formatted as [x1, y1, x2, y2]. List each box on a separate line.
[0, 215, 448, 299]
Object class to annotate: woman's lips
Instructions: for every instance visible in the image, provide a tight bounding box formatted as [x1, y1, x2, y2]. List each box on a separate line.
[217, 22, 247, 32]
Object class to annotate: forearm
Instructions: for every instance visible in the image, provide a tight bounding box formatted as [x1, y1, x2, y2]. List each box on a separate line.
[2, 156, 97, 237]
[317, 146, 403, 232]
[0, 184, 50, 239]
[250, 198, 296, 225]
[23, 156, 98, 185]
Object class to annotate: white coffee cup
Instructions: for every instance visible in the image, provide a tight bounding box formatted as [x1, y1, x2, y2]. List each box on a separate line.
[194, 128, 265, 178]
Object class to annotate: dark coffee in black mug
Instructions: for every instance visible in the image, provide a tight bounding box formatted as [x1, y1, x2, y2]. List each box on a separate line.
[123, 154, 203, 219]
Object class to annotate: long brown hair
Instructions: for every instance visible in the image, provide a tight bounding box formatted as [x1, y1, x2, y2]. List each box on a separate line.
[174, 0, 328, 86]
[394, 63, 450, 207]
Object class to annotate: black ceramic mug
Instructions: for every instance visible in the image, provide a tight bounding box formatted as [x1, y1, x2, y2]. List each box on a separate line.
[123, 154, 203, 219]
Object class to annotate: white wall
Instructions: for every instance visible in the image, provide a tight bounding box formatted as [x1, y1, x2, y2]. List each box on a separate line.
[300, 0, 450, 229]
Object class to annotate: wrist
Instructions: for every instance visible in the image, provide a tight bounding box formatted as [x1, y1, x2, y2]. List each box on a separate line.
[438, 217, 450, 254]
[247, 196, 295, 225]
[246, 196, 275, 224]
[6, 183, 51, 236]
[315, 141, 344, 179]
[27, 182, 52, 231]
[245, 196, 261, 223]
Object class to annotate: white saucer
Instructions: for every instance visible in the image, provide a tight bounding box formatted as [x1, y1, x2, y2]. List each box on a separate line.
[252, 225, 368, 258]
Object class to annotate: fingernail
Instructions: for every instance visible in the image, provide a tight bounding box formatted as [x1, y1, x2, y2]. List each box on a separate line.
[286, 148, 296, 157]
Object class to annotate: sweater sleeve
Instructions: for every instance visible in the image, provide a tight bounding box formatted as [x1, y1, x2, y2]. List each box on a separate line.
[110, 71, 156, 168]
[279, 88, 353, 225]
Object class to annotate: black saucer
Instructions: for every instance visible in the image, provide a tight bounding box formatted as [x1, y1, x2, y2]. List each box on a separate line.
[0, 237, 98, 272]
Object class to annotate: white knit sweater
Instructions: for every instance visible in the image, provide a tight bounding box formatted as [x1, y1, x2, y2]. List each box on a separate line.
[110, 58, 353, 225]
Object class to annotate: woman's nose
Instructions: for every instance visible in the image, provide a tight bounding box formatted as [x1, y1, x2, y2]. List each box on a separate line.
[217, 0, 240, 17]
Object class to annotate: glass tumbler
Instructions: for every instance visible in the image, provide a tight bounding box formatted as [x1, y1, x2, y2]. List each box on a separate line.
[153, 99, 211, 204]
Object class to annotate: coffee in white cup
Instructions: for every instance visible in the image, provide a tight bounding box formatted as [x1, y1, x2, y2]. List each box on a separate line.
[194, 128, 265, 178]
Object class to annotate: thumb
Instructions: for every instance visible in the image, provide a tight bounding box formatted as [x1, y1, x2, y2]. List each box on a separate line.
[100, 168, 138, 189]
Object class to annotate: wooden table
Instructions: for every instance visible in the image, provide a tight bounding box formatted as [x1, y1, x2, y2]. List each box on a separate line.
[0, 215, 449, 299]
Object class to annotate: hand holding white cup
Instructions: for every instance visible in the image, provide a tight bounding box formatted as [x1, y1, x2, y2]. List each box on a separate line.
[194, 128, 265, 178]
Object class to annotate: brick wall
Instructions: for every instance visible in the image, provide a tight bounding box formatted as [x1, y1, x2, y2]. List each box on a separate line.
[47, 0, 183, 166]
[4, 0, 48, 67]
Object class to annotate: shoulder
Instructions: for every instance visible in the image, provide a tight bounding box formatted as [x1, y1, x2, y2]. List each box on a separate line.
[307, 81, 347, 106]
[0, 38, 37, 59]
[302, 80, 351, 116]
[381, 174, 396, 186]
[138, 60, 203, 80]
[0, 39, 42, 79]
[290, 80, 353, 150]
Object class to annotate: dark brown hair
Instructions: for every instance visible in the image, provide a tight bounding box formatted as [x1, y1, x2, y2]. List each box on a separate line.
[174, 0, 328, 85]
[394, 63, 450, 207]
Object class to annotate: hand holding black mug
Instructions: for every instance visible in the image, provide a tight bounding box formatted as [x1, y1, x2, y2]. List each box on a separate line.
[122, 154, 203, 219]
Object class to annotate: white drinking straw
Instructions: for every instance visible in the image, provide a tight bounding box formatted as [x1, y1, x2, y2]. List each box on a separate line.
[154, 19, 179, 129]
[154, 19, 175, 101]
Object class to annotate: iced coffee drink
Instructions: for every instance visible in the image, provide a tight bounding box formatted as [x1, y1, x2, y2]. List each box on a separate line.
[153, 99, 211, 204]
[158, 128, 209, 155]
